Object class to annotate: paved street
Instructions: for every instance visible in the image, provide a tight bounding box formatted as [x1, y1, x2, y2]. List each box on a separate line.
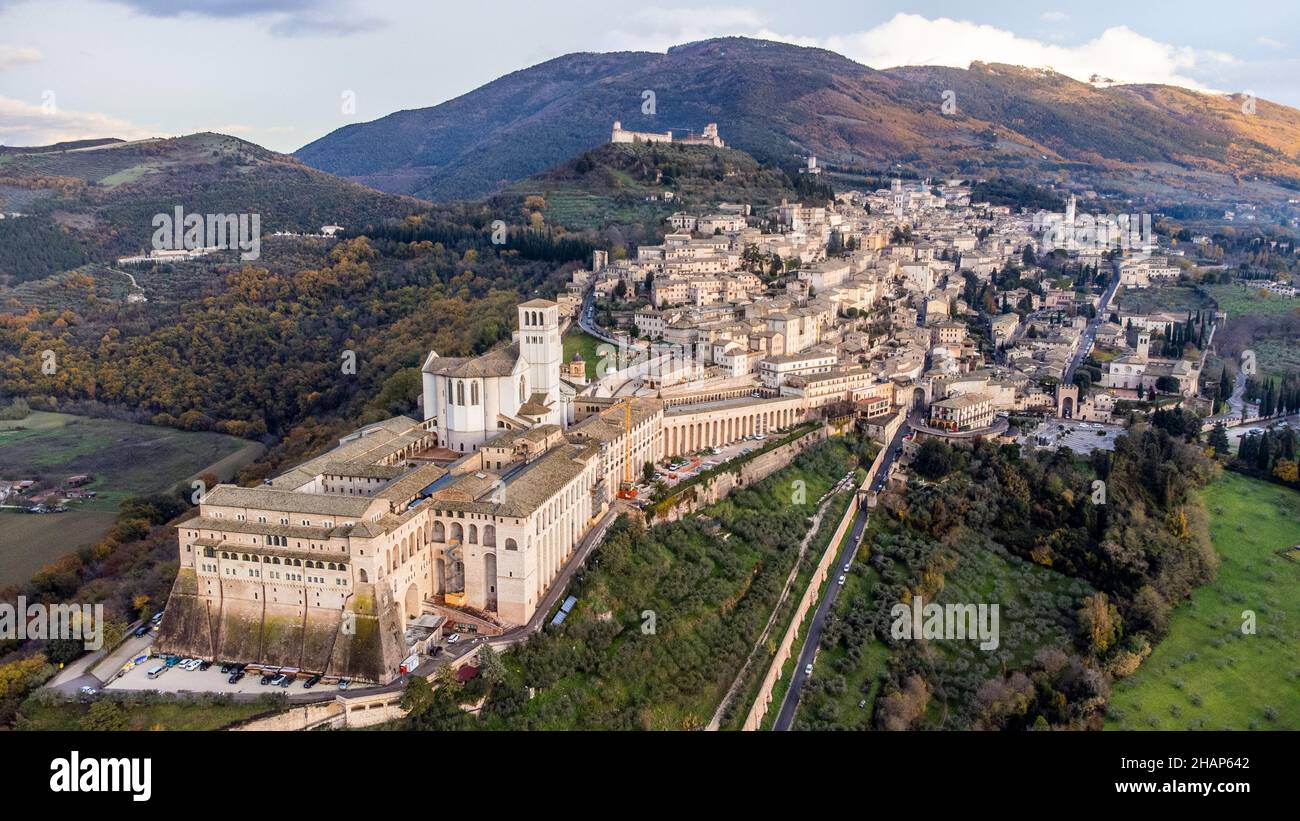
[772, 422, 908, 731]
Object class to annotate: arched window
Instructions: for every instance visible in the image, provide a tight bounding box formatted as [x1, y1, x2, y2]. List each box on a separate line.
[451, 522, 464, 543]
[358, 568, 368, 583]
[471, 381, 479, 405]
[455, 381, 464, 405]
[469, 524, 478, 544]
[484, 524, 496, 547]
[505, 538, 518, 551]
[519, 376, 527, 403]
[433, 521, 445, 542]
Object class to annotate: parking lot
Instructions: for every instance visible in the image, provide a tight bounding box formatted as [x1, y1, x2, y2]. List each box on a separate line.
[103, 648, 346, 696]
[1020, 418, 1124, 454]
[651, 431, 781, 491]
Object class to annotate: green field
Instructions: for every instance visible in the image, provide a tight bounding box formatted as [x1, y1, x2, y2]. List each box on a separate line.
[1205, 283, 1300, 320]
[562, 327, 604, 380]
[0, 411, 249, 584]
[1117, 284, 1212, 316]
[1106, 472, 1300, 730]
[0, 411, 247, 509]
[1246, 337, 1300, 380]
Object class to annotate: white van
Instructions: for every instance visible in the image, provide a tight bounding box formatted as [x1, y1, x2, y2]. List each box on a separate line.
[146, 664, 166, 679]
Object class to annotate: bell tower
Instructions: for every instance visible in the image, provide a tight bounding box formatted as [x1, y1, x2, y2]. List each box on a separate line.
[518, 300, 562, 401]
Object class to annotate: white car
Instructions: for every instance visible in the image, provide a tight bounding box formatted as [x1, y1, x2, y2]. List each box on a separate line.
[446, 634, 460, 645]
[804, 663, 813, 676]
[837, 575, 846, 585]
[842, 563, 851, 573]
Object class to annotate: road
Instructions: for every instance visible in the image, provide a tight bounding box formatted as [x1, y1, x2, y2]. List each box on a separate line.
[1063, 263, 1121, 384]
[772, 422, 908, 731]
[577, 288, 617, 345]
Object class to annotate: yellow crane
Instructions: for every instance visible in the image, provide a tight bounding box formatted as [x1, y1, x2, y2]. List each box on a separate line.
[615, 398, 637, 499]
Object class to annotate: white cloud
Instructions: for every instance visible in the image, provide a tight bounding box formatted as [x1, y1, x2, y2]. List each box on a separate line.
[604, 9, 1240, 92]
[823, 14, 1233, 90]
[0, 94, 155, 145]
[0, 44, 41, 70]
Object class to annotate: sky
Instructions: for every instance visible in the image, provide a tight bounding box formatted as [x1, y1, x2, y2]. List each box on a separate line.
[1, 0, 1298, 152]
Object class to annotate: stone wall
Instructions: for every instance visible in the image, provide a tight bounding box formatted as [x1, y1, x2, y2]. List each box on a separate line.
[156, 572, 405, 684]
[651, 426, 828, 524]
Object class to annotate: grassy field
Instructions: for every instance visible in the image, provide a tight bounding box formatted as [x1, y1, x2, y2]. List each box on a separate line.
[1106, 471, 1300, 730]
[562, 326, 605, 380]
[0, 411, 248, 585]
[1246, 337, 1300, 380]
[0, 411, 246, 510]
[1117, 284, 1212, 316]
[16, 696, 278, 731]
[0, 509, 117, 584]
[1204, 283, 1300, 320]
[794, 497, 1091, 730]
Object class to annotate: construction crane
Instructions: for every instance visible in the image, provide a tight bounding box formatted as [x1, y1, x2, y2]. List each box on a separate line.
[615, 398, 638, 499]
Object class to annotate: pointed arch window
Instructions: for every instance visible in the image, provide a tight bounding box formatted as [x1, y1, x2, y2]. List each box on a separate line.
[456, 381, 465, 406]
[471, 381, 480, 405]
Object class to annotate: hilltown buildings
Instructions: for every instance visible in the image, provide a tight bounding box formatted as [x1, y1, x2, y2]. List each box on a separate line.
[160, 173, 1210, 685]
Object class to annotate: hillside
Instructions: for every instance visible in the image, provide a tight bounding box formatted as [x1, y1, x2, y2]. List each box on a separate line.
[499, 140, 830, 232]
[0, 133, 422, 281]
[296, 37, 1300, 206]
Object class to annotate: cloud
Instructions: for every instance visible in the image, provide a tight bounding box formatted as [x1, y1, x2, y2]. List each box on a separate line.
[822, 14, 1234, 89]
[604, 8, 1240, 92]
[100, 0, 386, 38]
[0, 94, 155, 145]
[0, 44, 41, 70]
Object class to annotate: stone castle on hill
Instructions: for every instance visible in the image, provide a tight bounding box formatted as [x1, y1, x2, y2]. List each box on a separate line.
[611, 120, 724, 148]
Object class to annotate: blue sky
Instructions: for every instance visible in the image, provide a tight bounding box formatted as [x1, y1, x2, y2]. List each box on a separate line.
[1, 0, 1297, 152]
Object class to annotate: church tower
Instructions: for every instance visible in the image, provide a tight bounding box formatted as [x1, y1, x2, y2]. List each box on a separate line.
[518, 299, 562, 401]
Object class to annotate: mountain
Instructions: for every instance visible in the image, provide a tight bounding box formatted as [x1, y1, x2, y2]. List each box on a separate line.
[296, 37, 1300, 206]
[0, 132, 422, 273]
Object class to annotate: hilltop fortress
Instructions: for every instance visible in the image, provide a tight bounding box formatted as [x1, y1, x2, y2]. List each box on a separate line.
[611, 120, 725, 148]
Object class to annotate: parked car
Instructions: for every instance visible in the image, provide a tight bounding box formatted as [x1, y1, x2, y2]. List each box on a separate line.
[228, 671, 245, 684]
[843, 563, 851, 573]
[133, 624, 150, 637]
[79, 685, 98, 696]
[276, 675, 294, 688]
[259, 672, 276, 685]
[198, 660, 212, 671]
[302, 674, 322, 689]
[804, 663, 813, 676]
[338, 678, 352, 690]
[164, 655, 181, 667]
[220, 663, 233, 674]
[837, 574, 846, 585]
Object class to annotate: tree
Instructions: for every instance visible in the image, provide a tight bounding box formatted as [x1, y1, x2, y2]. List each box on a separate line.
[79, 699, 129, 731]
[400, 675, 436, 717]
[1207, 423, 1230, 458]
[477, 643, 507, 685]
[1078, 592, 1122, 655]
